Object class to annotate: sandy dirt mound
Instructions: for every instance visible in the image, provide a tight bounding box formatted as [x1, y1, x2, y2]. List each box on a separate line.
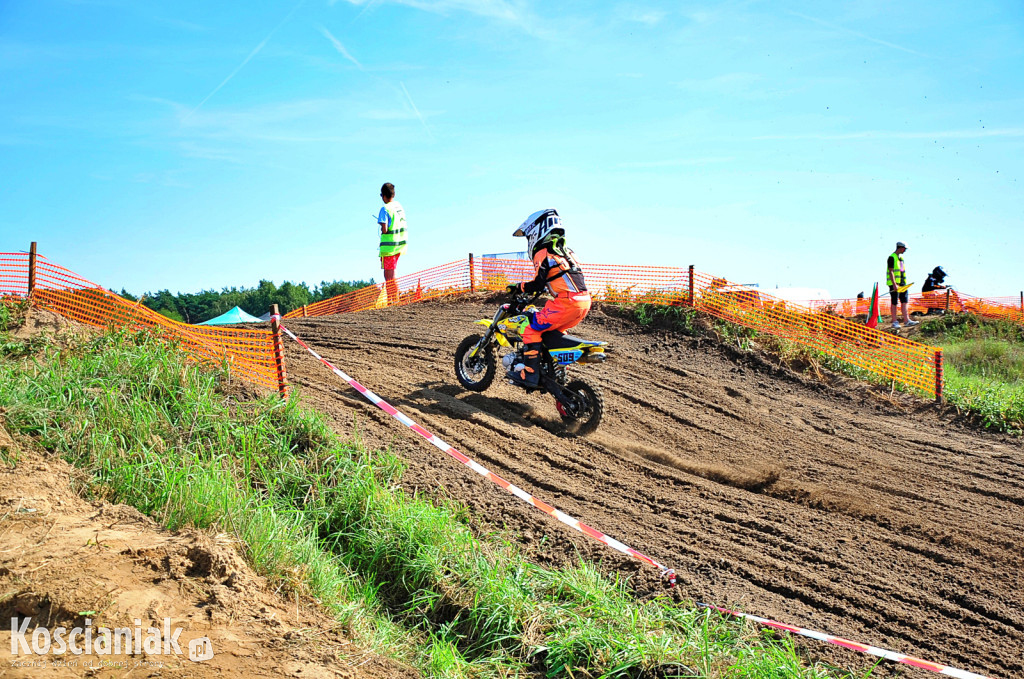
[0, 425, 417, 679]
[279, 296, 1022, 678]
[11, 307, 95, 346]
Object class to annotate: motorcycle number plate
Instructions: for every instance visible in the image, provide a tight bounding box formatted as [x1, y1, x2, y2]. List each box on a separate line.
[551, 349, 583, 365]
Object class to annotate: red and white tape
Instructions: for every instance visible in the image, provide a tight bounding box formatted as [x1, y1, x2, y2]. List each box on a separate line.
[279, 323, 676, 585]
[698, 604, 988, 679]
[278, 321, 990, 679]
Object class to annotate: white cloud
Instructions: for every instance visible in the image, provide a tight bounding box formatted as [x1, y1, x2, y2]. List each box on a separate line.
[183, 0, 305, 121]
[616, 156, 735, 169]
[787, 10, 929, 58]
[318, 26, 364, 70]
[618, 5, 666, 26]
[400, 81, 435, 141]
[751, 128, 1024, 141]
[333, 0, 543, 35]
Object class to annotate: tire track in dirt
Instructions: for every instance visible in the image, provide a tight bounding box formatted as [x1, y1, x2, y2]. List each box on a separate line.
[280, 299, 1022, 677]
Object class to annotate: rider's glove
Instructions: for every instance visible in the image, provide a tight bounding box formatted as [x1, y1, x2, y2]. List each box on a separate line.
[506, 283, 521, 295]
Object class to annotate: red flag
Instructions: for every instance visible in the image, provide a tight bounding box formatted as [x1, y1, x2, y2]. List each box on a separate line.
[866, 283, 879, 329]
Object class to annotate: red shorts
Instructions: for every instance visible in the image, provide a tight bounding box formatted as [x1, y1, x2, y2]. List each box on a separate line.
[381, 254, 401, 271]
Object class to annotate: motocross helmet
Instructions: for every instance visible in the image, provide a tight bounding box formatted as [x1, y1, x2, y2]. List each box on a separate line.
[933, 266, 947, 279]
[513, 209, 563, 255]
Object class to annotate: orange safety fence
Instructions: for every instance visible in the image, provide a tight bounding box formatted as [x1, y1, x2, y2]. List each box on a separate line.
[799, 291, 1024, 326]
[475, 259, 942, 397]
[1, 253, 281, 392]
[283, 258, 471, 318]
[4, 250, 951, 398]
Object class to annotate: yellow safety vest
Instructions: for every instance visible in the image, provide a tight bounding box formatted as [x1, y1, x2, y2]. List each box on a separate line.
[379, 200, 408, 257]
[887, 251, 906, 287]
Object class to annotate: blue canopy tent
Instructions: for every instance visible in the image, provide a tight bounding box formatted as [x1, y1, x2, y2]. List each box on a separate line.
[198, 306, 265, 325]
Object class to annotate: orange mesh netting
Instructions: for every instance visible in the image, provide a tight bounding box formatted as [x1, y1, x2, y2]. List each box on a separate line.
[475, 259, 941, 397]
[797, 291, 1024, 326]
[0, 252, 32, 297]
[6, 251, 955, 398]
[284, 259, 471, 318]
[2, 253, 281, 391]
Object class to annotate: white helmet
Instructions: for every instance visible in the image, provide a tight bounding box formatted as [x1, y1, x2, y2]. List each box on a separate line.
[513, 208, 563, 254]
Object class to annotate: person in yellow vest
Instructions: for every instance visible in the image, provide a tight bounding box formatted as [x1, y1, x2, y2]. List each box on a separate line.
[377, 182, 407, 306]
[886, 241, 918, 329]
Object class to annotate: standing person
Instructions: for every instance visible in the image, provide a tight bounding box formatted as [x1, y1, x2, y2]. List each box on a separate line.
[377, 182, 407, 306]
[887, 241, 918, 329]
[505, 208, 591, 387]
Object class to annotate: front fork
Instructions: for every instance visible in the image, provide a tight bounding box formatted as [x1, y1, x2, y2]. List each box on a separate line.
[469, 323, 498, 360]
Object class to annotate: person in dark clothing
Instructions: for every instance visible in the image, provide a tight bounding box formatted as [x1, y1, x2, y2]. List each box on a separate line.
[921, 266, 952, 314]
[922, 267, 948, 292]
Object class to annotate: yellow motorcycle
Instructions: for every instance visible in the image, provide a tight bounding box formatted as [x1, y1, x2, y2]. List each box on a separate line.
[454, 293, 608, 435]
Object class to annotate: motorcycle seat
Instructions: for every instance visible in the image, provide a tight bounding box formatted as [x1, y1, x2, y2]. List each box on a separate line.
[541, 331, 607, 350]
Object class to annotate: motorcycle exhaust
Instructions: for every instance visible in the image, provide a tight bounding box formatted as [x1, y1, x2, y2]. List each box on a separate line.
[578, 352, 606, 364]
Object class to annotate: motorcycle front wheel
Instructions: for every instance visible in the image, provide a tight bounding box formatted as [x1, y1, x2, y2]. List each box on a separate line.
[454, 333, 496, 391]
[556, 378, 604, 436]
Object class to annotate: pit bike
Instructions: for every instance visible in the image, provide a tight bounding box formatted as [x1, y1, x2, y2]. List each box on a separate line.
[453, 293, 608, 436]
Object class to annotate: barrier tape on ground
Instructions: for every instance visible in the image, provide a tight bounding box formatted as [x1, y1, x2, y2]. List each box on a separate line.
[279, 320, 992, 679]
[275, 319, 677, 586]
[697, 604, 989, 679]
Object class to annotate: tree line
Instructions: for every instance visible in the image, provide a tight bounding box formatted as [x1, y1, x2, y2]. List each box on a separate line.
[118, 278, 375, 324]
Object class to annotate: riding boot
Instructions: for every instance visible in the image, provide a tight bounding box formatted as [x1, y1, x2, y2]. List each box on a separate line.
[510, 343, 543, 388]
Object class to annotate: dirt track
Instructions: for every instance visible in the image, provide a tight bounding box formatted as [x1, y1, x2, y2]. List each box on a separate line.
[282, 295, 1023, 678]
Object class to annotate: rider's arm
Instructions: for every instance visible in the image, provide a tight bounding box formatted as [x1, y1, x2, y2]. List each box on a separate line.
[518, 253, 552, 294]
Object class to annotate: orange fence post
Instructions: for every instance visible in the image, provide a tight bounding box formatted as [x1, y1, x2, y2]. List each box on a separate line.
[269, 304, 288, 400]
[27, 241, 37, 297]
[469, 253, 476, 293]
[934, 349, 944, 404]
[688, 265, 695, 307]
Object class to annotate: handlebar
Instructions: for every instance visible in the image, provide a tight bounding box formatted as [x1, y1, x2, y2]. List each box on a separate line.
[507, 291, 542, 313]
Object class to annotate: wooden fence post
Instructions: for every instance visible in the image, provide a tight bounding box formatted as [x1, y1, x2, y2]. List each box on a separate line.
[469, 253, 476, 293]
[1020, 291, 1022, 314]
[302, 304, 308, 317]
[687, 265, 695, 307]
[944, 289, 951, 314]
[269, 304, 289, 400]
[27, 241, 37, 297]
[934, 349, 944, 404]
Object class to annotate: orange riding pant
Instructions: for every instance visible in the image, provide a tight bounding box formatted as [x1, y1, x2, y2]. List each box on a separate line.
[523, 292, 592, 344]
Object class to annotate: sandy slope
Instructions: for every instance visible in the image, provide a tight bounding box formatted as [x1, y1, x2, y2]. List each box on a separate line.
[0, 423, 417, 679]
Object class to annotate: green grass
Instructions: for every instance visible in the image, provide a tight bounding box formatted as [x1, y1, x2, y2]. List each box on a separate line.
[918, 314, 1024, 433]
[0, 309, 863, 678]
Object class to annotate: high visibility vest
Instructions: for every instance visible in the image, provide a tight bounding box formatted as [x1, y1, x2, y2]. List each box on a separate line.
[379, 200, 407, 257]
[887, 251, 906, 287]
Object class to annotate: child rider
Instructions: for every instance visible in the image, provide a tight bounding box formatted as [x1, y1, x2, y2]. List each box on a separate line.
[505, 209, 591, 387]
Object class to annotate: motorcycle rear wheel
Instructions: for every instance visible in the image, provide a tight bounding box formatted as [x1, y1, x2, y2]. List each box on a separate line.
[454, 333, 496, 391]
[557, 379, 604, 436]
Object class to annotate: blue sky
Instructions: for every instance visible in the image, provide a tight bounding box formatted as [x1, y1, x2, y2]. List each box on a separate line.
[2, 0, 1022, 299]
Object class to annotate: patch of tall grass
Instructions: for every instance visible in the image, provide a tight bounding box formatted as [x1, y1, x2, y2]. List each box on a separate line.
[0, 319, 858, 678]
[919, 314, 1024, 433]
